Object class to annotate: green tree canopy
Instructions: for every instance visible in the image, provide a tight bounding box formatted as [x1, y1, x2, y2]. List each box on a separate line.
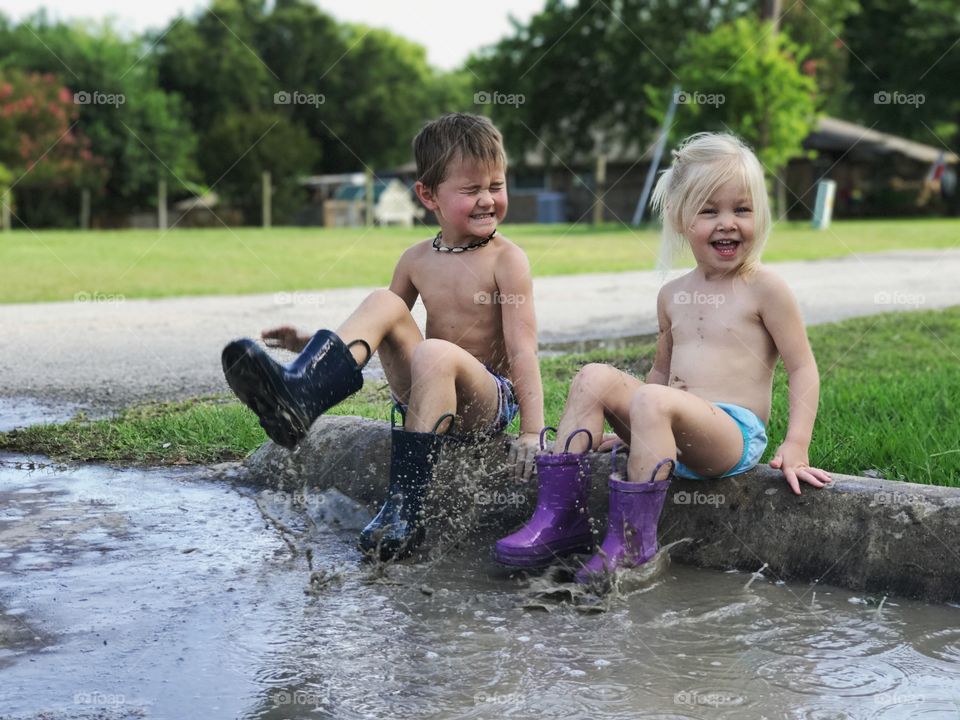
[659, 17, 818, 173]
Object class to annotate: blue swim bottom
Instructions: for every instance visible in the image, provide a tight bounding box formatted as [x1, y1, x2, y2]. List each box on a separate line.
[392, 366, 519, 435]
[674, 402, 768, 480]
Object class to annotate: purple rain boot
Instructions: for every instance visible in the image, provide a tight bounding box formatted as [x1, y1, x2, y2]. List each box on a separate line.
[493, 427, 595, 568]
[575, 457, 674, 583]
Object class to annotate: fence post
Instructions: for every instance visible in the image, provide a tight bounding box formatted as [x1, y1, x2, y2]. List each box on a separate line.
[158, 179, 168, 230]
[262, 171, 272, 228]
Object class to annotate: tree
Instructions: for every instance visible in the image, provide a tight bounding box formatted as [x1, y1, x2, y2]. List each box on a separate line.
[659, 17, 818, 174]
[842, 0, 960, 145]
[200, 109, 318, 224]
[0, 15, 199, 222]
[0, 69, 105, 226]
[469, 0, 743, 165]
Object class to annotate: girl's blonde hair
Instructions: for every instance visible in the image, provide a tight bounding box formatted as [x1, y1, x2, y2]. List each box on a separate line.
[651, 132, 771, 275]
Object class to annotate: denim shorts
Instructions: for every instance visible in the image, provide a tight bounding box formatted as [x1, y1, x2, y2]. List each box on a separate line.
[674, 402, 768, 480]
[392, 367, 519, 435]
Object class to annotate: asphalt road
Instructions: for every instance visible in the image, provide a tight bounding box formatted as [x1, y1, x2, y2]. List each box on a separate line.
[1, 249, 956, 424]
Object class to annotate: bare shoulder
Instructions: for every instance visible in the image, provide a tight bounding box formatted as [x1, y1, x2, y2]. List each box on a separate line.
[745, 265, 794, 303]
[657, 272, 692, 309]
[399, 238, 433, 264]
[492, 233, 532, 276]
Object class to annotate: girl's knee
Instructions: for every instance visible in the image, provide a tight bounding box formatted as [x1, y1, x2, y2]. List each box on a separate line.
[629, 384, 673, 420]
[571, 363, 616, 393]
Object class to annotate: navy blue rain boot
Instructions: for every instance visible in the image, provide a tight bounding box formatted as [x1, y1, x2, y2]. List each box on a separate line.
[358, 415, 453, 561]
[221, 330, 370, 449]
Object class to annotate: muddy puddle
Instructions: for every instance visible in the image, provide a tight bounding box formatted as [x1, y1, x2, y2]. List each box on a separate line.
[0, 454, 958, 719]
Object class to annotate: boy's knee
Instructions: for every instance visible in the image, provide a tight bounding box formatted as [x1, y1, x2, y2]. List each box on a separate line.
[368, 288, 407, 315]
[411, 338, 457, 377]
[629, 384, 672, 419]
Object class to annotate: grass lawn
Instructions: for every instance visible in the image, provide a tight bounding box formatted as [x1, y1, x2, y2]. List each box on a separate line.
[4, 307, 959, 487]
[1, 217, 959, 303]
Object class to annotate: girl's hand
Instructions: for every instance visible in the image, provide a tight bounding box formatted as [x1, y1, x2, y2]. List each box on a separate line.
[508, 432, 540, 481]
[597, 433, 624, 453]
[262, 325, 307, 353]
[770, 440, 832, 495]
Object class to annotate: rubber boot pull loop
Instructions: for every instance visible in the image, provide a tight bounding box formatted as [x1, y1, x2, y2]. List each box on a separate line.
[431, 412, 456, 435]
[563, 428, 594, 454]
[346, 339, 373, 370]
[539, 426, 557, 452]
[650, 458, 676, 483]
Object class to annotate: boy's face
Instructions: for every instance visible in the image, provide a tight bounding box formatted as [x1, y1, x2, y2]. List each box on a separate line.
[417, 157, 507, 243]
[687, 180, 755, 275]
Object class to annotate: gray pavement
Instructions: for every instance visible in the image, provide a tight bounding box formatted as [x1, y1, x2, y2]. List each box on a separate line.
[1, 248, 957, 422]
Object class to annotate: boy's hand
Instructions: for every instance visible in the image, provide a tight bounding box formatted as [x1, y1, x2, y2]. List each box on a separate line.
[262, 325, 307, 353]
[508, 432, 539, 481]
[770, 440, 833, 495]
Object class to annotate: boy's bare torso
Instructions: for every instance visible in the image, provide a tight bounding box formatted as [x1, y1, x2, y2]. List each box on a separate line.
[402, 236, 515, 376]
[663, 269, 779, 423]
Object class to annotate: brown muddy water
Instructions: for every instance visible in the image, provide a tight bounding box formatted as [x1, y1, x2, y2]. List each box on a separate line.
[0, 454, 958, 719]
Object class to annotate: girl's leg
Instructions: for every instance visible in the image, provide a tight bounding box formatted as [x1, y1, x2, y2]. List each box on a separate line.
[627, 385, 743, 482]
[404, 339, 500, 433]
[334, 289, 423, 402]
[555, 364, 644, 452]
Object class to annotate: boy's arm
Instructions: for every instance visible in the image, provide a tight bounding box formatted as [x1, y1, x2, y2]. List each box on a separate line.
[388, 246, 420, 309]
[758, 272, 833, 495]
[496, 245, 545, 478]
[646, 285, 673, 386]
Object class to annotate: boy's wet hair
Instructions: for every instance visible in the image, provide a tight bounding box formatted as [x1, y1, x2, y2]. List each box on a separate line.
[413, 113, 507, 192]
[651, 132, 771, 276]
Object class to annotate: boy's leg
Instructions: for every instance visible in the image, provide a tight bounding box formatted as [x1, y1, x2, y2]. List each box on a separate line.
[403, 339, 500, 433]
[627, 385, 743, 482]
[335, 289, 423, 401]
[555, 364, 644, 453]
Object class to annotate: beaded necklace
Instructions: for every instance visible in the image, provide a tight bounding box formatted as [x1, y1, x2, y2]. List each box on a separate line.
[431, 229, 497, 253]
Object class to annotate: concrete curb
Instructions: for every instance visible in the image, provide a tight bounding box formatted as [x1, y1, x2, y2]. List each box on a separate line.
[238, 415, 960, 603]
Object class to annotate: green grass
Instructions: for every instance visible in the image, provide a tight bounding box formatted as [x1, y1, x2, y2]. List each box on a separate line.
[1, 218, 959, 303]
[4, 307, 959, 486]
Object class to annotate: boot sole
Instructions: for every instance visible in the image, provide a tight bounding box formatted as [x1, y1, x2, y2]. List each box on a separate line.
[222, 340, 307, 449]
[493, 535, 594, 568]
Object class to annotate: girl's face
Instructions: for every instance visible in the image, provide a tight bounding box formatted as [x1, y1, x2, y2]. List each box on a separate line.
[686, 180, 755, 276]
[417, 158, 508, 245]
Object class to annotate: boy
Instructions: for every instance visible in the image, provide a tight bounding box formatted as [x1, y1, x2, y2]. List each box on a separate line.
[223, 113, 544, 560]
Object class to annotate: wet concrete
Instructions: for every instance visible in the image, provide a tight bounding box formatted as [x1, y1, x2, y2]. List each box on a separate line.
[1, 454, 959, 718]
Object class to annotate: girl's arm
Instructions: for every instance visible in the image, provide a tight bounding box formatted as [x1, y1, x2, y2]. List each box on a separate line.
[646, 285, 673, 386]
[757, 270, 833, 495]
